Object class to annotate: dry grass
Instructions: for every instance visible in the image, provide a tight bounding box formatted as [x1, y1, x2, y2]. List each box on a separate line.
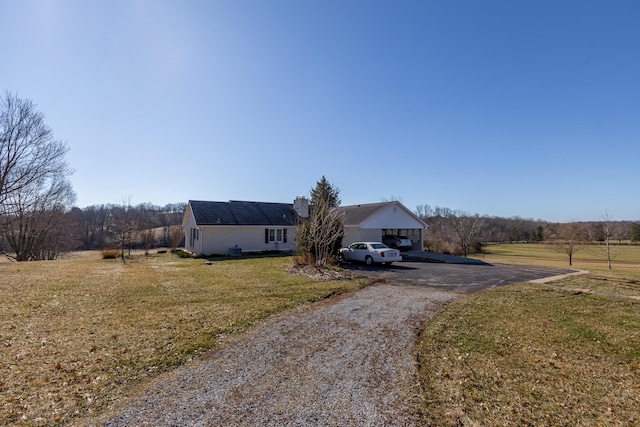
[0, 252, 371, 426]
[419, 244, 640, 426]
[475, 242, 640, 274]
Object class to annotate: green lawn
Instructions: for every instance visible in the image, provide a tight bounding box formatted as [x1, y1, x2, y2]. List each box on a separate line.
[419, 244, 640, 426]
[4, 245, 639, 426]
[474, 242, 640, 275]
[0, 253, 372, 426]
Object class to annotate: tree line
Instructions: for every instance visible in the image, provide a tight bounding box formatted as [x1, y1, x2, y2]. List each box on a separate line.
[70, 202, 186, 251]
[0, 91, 186, 260]
[1, 91, 76, 260]
[415, 204, 639, 264]
[0, 201, 187, 260]
[295, 180, 640, 270]
[1, 91, 637, 262]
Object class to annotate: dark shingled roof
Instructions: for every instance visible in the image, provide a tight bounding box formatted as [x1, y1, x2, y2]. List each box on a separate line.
[333, 201, 428, 228]
[333, 202, 391, 226]
[189, 200, 299, 226]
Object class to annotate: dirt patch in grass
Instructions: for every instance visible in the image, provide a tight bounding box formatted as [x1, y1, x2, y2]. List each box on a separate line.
[418, 278, 640, 426]
[0, 253, 373, 426]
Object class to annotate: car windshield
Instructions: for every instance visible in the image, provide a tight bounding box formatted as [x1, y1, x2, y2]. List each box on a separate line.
[371, 243, 389, 249]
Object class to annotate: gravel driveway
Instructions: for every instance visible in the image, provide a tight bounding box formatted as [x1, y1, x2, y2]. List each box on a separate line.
[101, 284, 459, 426]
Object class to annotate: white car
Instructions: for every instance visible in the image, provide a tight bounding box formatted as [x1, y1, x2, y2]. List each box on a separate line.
[338, 242, 402, 266]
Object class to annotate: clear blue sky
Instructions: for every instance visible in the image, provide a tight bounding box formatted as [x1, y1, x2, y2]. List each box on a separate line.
[2, 0, 639, 222]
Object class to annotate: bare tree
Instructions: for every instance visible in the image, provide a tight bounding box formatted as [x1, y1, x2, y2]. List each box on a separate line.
[133, 202, 157, 254]
[168, 225, 184, 250]
[550, 222, 587, 266]
[595, 211, 618, 270]
[381, 195, 403, 203]
[415, 204, 430, 219]
[416, 205, 457, 253]
[297, 178, 344, 266]
[0, 92, 72, 205]
[632, 223, 640, 243]
[0, 176, 76, 260]
[446, 210, 485, 257]
[159, 203, 186, 247]
[297, 197, 344, 266]
[0, 92, 75, 260]
[108, 198, 136, 261]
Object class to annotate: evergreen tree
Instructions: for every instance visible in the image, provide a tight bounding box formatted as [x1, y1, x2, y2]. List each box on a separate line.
[297, 177, 344, 266]
[310, 175, 341, 207]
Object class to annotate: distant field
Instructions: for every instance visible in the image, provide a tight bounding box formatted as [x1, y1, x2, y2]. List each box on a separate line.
[474, 242, 640, 274]
[420, 243, 640, 425]
[0, 253, 372, 426]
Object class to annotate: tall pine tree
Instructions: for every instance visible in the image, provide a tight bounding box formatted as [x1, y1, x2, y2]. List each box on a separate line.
[310, 175, 341, 208]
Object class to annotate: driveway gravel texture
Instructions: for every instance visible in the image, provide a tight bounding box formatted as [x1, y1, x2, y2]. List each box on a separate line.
[99, 284, 459, 426]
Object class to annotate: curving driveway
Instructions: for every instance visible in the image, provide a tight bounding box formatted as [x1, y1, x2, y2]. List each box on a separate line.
[341, 256, 579, 293]
[100, 256, 580, 426]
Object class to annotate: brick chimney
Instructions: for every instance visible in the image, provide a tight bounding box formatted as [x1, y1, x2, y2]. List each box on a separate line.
[293, 196, 309, 218]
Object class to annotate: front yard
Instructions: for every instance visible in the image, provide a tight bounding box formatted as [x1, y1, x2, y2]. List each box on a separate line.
[419, 244, 640, 425]
[2, 246, 638, 426]
[0, 253, 371, 426]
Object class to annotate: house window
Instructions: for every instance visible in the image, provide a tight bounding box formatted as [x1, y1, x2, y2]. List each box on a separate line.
[265, 228, 287, 243]
[190, 228, 199, 247]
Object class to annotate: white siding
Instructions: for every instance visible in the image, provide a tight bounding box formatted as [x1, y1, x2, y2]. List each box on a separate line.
[182, 205, 200, 254]
[360, 204, 425, 229]
[343, 227, 382, 247]
[183, 200, 427, 255]
[341, 203, 426, 249]
[199, 226, 298, 256]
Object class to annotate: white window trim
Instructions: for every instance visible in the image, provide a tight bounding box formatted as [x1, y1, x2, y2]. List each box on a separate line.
[267, 228, 285, 243]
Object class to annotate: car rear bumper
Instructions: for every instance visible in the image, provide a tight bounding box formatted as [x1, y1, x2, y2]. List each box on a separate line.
[377, 255, 403, 263]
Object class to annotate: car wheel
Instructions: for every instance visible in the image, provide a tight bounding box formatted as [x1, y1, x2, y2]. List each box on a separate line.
[337, 252, 345, 263]
[365, 255, 373, 266]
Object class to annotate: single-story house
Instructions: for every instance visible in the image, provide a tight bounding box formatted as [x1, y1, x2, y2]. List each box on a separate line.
[182, 198, 309, 255]
[182, 197, 427, 256]
[334, 201, 427, 250]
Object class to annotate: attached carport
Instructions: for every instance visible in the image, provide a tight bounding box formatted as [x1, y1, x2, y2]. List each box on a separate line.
[334, 201, 428, 250]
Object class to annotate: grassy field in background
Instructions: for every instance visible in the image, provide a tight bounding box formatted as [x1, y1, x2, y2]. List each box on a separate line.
[474, 242, 640, 274]
[0, 253, 372, 426]
[420, 244, 640, 426]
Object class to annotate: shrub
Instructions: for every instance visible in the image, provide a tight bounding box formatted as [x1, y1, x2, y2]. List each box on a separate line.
[101, 247, 121, 259]
[291, 252, 315, 267]
[296, 198, 344, 267]
[172, 249, 194, 259]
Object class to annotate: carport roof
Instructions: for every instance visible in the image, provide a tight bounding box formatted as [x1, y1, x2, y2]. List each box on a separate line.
[334, 201, 428, 227]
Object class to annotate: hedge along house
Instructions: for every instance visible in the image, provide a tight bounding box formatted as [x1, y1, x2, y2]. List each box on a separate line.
[334, 201, 428, 250]
[183, 198, 310, 256]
